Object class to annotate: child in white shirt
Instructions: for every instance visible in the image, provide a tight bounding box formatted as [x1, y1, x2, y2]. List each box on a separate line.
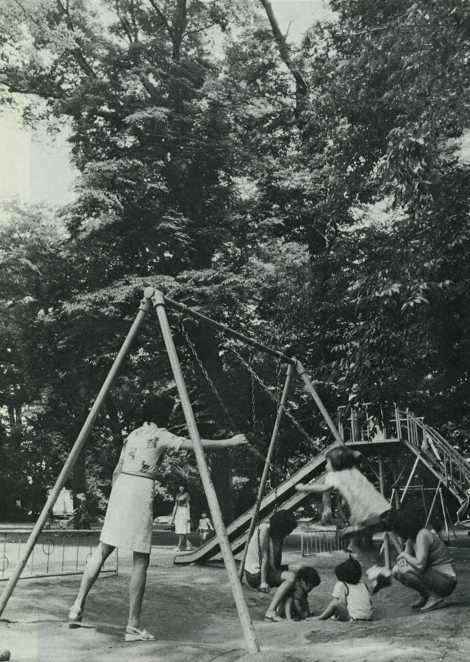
[198, 512, 214, 541]
[296, 446, 391, 533]
[318, 557, 372, 622]
[296, 445, 392, 591]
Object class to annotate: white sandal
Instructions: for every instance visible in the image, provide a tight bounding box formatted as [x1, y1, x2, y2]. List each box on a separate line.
[125, 626, 155, 642]
[68, 605, 83, 628]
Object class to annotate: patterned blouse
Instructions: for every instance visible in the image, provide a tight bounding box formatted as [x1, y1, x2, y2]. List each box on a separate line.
[119, 422, 184, 480]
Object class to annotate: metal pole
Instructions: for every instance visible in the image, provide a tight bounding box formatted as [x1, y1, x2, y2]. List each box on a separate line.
[377, 456, 391, 568]
[394, 404, 401, 440]
[439, 488, 450, 540]
[151, 289, 259, 654]
[382, 532, 391, 569]
[238, 363, 293, 579]
[425, 482, 441, 527]
[378, 456, 385, 496]
[0, 290, 153, 617]
[400, 456, 420, 504]
[294, 361, 343, 444]
[164, 295, 293, 364]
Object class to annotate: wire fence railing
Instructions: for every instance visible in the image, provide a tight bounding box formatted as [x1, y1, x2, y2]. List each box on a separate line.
[300, 528, 343, 556]
[0, 529, 118, 581]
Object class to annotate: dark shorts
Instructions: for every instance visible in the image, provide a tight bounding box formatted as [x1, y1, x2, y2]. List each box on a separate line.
[245, 565, 289, 589]
[406, 567, 457, 598]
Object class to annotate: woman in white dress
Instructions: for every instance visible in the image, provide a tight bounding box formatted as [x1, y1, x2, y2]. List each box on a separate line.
[68, 407, 247, 641]
[171, 485, 192, 551]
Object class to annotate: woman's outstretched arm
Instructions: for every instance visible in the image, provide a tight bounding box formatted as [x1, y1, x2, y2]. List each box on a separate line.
[162, 431, 249, 450]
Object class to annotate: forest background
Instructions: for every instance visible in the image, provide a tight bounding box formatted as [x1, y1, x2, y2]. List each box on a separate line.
[1, 0, 470, 527]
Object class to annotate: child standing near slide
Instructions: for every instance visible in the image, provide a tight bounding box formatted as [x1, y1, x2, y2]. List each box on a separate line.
[198, 512, 214, 542]
[296, 446, 392, 585]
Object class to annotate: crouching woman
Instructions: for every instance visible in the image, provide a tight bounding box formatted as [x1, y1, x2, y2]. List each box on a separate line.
[391, 507, 457, 613]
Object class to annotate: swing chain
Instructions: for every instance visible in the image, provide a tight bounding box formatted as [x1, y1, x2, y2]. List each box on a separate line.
[180, 319, 238, 435]
[250, 373, 257, 432]
[180, 320, 285, 478]
[229, 343, 320, 450]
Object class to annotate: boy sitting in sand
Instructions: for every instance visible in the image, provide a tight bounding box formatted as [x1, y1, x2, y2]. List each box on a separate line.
[318, 557, 372, 622]
[276, 566, 321, 621]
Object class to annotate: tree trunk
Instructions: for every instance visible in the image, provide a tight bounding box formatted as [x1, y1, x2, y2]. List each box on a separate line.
[172, 0, 187, 61]
[259, 0, 308, 117]
[185, 320, 235, 522]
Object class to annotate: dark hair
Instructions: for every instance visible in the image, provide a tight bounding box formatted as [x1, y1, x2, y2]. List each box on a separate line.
[335, 557, 362, 585]
[269, 510, 297, 539]
[326, 446, 361, 471]
[140, 397, 173, 426]
[390, 507, 425, 540]
[297, 566, 320, 588]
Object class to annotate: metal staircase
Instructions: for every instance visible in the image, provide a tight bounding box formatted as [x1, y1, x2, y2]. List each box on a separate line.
[395, 409, 470, 507]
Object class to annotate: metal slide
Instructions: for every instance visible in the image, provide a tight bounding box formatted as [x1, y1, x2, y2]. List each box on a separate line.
[173, 441, 340, 565]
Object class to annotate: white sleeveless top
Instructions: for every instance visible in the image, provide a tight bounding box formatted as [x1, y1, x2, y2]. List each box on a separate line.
[245, 523, 269, 574]
[324, 467, 390, 526]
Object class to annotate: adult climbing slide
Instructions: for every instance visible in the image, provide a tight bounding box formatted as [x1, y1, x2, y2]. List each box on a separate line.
[173, 440, 340, 565]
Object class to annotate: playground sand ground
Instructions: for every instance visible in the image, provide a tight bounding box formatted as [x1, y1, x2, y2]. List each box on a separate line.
[1, 544, 470, 662]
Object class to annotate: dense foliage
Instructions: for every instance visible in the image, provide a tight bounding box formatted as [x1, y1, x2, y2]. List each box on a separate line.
[1, 0, 469, 523]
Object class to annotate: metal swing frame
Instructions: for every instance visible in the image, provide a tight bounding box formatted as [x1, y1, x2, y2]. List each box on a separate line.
[169, 296, 343, 578]
[0, 288, 343, 654]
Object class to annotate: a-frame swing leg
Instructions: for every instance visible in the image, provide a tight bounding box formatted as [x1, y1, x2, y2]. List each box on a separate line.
[0, 290, 154, 618]
[378, 456, 391, 569]
[238, 363, 294, 580]
[151, 290, 260, 654]
[294, 361, 343, 444]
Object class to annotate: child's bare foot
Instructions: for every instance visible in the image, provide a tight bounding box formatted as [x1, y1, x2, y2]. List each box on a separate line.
[264, 612, 282, 622]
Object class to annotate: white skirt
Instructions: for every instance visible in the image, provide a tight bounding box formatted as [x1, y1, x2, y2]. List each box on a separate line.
[100, 474, 154, 553]
[174, 505, 190, 534]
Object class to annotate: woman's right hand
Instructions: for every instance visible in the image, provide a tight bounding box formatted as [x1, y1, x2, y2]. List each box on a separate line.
[259, 582, 270, 593]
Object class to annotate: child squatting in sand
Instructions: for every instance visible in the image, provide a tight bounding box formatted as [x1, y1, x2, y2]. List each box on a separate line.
[318, 556, 373, 622]
[276, 566, 321, 620]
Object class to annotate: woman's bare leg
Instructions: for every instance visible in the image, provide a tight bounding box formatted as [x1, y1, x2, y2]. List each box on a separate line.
[393, 569, 428, 603]
[265, 570, 296, 619]
[128, 552, 150, 629]
[70, 542, 115, 617]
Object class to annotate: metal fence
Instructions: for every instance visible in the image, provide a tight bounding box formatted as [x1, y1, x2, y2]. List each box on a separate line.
[0, 529, 118, 581]
[300, 528, 343, 556]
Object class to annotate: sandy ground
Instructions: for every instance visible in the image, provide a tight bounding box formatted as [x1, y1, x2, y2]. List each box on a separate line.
[1, 542, 470, 662]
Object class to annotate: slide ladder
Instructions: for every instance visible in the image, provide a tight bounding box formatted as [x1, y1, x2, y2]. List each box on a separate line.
[398, 409, 470, 508]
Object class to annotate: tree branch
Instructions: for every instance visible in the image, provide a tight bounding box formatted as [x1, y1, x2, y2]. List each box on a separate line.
[55, 0, 98, 79]
[147, 0, 174, 40]
[116, 10, 136, 44]
[10, 0, 29, 19]
[171, 0, 187, 61]
[258, 0, 308, 103]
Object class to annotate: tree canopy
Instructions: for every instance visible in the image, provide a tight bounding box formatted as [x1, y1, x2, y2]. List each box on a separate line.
[1, 0, 470, 523]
